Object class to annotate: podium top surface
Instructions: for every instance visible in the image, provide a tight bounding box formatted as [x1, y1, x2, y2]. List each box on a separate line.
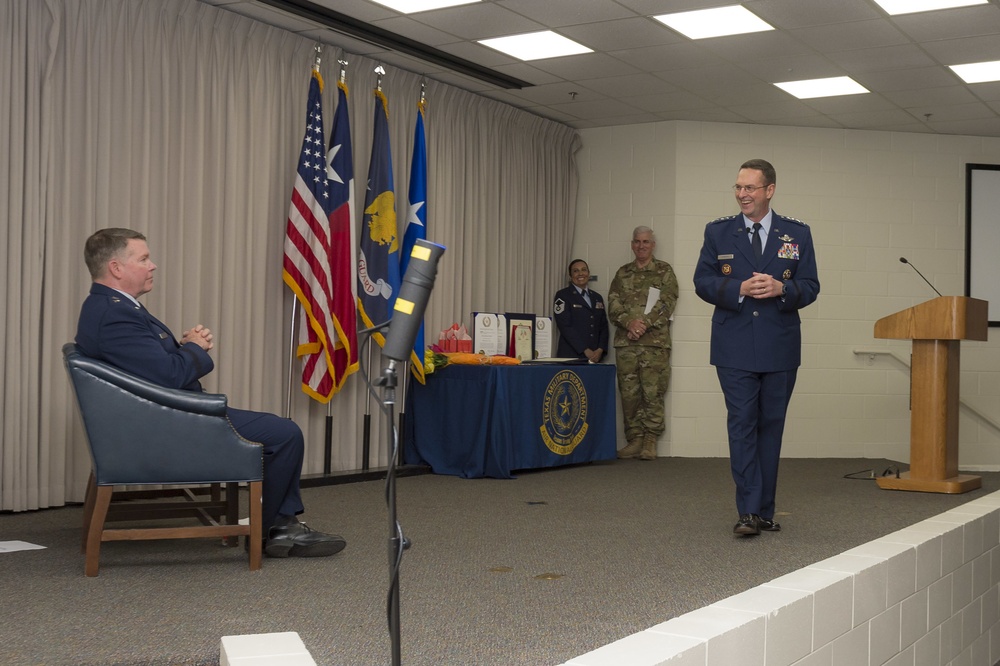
[874, 296, 988, 341]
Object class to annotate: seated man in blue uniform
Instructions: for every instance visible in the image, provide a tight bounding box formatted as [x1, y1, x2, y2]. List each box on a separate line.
[75, 228, 345, 558]
[553, 259, 609, 362]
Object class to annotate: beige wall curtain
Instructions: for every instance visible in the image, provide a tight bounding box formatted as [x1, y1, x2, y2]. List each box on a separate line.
[0, 0, 580, 511]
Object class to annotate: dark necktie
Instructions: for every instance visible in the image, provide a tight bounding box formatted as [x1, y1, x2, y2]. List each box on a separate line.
[752, 222, 762, 261]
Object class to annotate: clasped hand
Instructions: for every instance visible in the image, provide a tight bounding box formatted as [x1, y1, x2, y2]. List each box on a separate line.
[626, 318, 647, 341]
[741, 272, 779, 299]
[181, 324, 214, 351]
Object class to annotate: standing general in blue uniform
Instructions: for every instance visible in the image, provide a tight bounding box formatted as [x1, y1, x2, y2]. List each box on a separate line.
[75, 228, 345, 558]
[553, 259, 609, 362]
[693, 159, 819, 537]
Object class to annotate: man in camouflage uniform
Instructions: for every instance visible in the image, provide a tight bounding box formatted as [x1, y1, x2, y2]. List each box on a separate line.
[607, 226, 679, 461]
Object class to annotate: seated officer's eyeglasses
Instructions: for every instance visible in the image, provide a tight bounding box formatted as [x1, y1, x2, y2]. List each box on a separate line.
[733, 185, 764, 194]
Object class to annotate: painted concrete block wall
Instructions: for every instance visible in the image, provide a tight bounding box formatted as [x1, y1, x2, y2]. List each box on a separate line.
[560, 490, 1000, 666]
[574, 120, 1000, 469]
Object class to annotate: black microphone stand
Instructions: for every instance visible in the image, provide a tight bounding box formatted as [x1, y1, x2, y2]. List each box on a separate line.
[374, 357, 410, 666]
[361, 239, 445, 665]
[358, 321, 411, 666]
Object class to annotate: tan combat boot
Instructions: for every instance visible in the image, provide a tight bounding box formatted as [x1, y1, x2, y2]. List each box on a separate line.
[638, 434, 658, 460]
[617, 439, 643, 459]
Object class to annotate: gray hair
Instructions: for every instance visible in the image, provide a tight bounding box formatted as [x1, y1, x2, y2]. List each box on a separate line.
[632, 225, 655, 241]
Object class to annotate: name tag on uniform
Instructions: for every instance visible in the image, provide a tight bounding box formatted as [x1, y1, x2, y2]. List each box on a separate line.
[718, 254, 734, 260]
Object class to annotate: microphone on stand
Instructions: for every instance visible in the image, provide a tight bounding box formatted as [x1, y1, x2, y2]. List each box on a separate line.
[899, 257, 943, 297]
[383, 239, 447, 362]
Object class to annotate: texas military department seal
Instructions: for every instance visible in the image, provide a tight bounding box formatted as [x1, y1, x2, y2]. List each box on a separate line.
[539, 370, 589, 455]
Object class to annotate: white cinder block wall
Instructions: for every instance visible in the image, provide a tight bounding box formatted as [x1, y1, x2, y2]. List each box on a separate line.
[561, 490, 1000, 666]
[574, 120, 1000, 469]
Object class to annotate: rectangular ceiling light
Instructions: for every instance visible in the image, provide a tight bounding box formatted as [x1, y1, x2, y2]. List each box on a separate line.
[950, 60, 1000, 84]
[872, 0, 987, 15]
[478, 31, 593, 61]
[653, 5, 774, 40]
[370, 0, 480, 13]
[774, 76, 870, 99]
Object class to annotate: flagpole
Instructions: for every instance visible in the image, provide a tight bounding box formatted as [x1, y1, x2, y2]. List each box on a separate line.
[285, 300, 299, 418]
[362, 342, 373, 471]
[324, 401, 333, 475]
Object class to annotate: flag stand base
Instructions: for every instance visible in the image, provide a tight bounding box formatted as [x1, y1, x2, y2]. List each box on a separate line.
[300, 464, 430, 488]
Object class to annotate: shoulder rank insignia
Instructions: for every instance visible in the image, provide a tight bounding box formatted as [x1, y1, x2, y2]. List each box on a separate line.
[554, 298, 565, 315]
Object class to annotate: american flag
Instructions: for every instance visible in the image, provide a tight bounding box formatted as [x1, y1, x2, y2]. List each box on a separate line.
[282, 68, 354, 402]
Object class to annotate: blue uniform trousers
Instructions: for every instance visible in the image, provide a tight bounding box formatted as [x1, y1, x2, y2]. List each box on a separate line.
[716, 367, 796, 521]
[227, 407, 305, 531]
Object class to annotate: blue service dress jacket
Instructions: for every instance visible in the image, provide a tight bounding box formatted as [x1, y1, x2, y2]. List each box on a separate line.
[553, 285, 610, 360]
[75, 283, 214, 390]
[693, 212, 820, 372]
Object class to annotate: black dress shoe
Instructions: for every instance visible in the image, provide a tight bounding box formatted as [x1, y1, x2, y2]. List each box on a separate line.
[758, 517, 781, 532]
[264, 521, 347, 558]
[733, 514, 760, 536]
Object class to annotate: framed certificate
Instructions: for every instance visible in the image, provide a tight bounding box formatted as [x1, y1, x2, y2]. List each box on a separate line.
[504, 312, 536, 361]
[534, 316, 552, 359]
[472, 312, 503, 355]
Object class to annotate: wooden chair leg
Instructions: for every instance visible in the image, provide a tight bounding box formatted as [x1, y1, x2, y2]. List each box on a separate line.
[85, 486, 113, 577]
[248, 481, 262, 571]
[224, 482, 239, 547]
[81, 472, 97, 554]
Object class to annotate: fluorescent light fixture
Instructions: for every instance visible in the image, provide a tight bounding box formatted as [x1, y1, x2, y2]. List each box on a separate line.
[478, 31, 592, 61]
[653, 5, 774, 40]
[872, 0, 987, 16]
[949, 60, 1000, 84]
[369, 0, 480, 13]
[774, 76, 870, 99]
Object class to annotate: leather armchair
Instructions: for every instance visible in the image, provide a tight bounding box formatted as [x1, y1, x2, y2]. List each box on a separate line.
[62, 343, 263, 575]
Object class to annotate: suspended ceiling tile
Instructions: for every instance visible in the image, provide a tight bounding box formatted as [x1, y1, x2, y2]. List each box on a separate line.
[496, 0, 636, 27]
[559, 17, 683, 52]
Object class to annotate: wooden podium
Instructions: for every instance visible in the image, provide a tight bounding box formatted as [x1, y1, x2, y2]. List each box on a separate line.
[873, 296, 988, 493]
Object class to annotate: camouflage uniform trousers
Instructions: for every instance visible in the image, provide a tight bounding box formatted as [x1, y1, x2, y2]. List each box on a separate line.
[615, 345, 671, 443]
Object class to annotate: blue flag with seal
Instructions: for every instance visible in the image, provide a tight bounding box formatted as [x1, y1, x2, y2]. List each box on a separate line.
[401, 100, 427, 383]
[357, 89, 398, 347]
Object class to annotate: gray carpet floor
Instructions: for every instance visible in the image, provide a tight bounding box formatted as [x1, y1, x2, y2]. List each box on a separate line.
[2, 457, 998, 666]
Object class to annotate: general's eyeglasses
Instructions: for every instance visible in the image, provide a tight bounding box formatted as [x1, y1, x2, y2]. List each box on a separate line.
[733, 185, 766, 194]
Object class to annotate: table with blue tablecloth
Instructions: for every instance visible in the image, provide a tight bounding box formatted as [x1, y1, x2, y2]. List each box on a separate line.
[404, 363, 617, 479]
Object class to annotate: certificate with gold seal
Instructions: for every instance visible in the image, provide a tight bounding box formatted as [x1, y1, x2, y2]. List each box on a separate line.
[505, 312, 535, 360]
